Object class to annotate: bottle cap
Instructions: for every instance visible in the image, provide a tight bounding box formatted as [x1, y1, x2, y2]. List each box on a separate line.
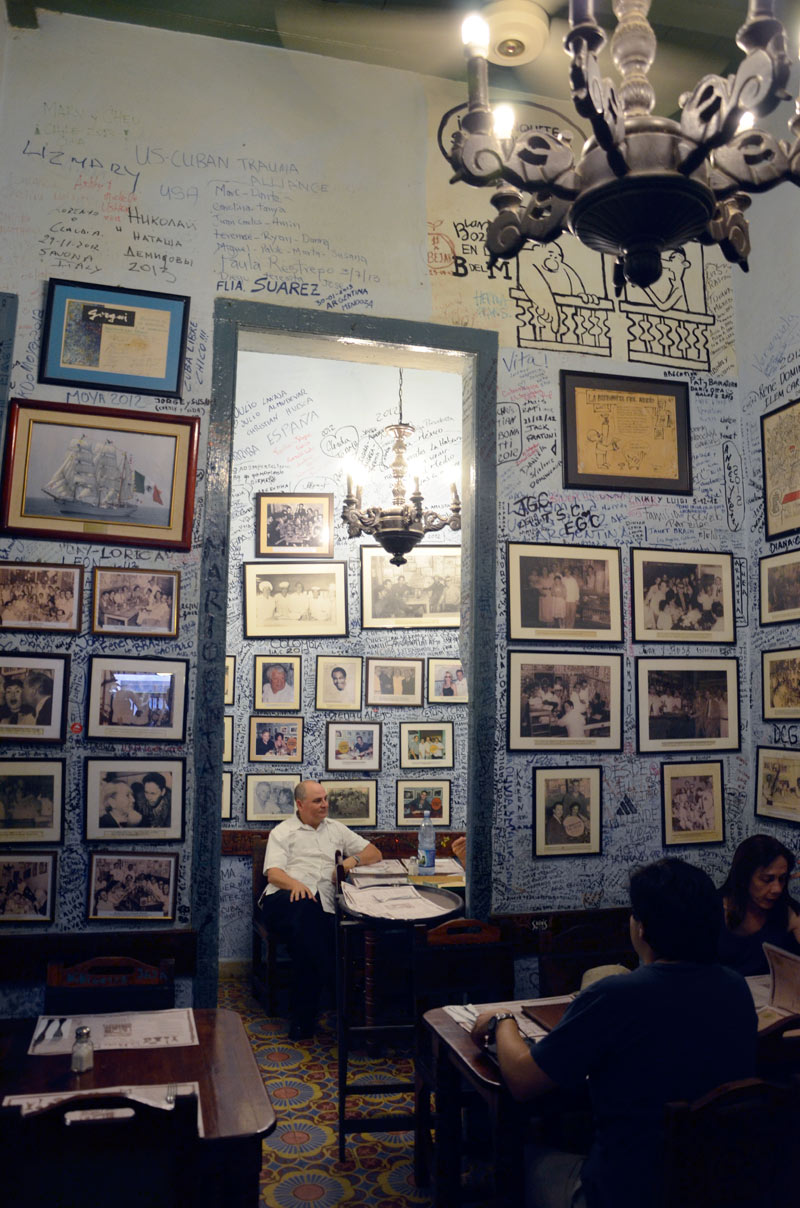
[75, 1025, 91, 1040]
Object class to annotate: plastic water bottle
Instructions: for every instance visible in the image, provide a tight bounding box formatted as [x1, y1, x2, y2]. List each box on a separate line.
[417, 809, 436, 876]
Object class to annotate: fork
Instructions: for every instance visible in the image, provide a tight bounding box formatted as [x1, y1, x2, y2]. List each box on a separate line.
[52, 1017, 68, 1040]
[165, 1083, 177, 1105]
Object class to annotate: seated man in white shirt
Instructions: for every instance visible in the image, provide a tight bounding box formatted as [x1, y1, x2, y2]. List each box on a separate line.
[259, 779, 382, 1040]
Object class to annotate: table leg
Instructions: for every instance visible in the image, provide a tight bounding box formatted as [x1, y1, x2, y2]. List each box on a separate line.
[490, 1091, 525, 1208]
[432, 1036, 463, 1208]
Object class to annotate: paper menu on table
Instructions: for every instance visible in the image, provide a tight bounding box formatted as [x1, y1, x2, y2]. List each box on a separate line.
[3, 1082, 204, 1135]
[28, 1008, 198, 1055]
[757, 943, 800, 1033]
[341, 882, 454, 919]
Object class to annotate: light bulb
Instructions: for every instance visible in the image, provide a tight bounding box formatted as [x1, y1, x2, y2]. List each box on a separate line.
[493, 104, 515, 140]
[462, 13, 491, 56]
[737, 110, 755, 132]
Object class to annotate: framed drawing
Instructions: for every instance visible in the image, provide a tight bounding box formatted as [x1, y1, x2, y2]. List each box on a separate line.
[0, 653, 70, 744]
[315, 655, 362, 711]
[361, 545, 461, 629]
[0, 759, 64, 844]
[762, 647, 800, 719]
[249, 716, 303, 762]
[39, 278, 189, 396]
[0, 399, 199, 550]
[325, 721, 382, 772]
[224, 656, 236, 706]
[427, 658, 468, 703]
[631, 548, 735, 643]
[365, 657, 424, 707]
[254, 656, 301, 712]
[87, 852, 178, 922]
[533, 766, 602, 857]
[661, 761, 725, 846]
[395, 779, 451, 827]
[243, 561, 348, 639]
[221, 772, 232, 820]
[0, 854, 57, 921]
[84, 757, 185, 841]
[761, 396, 800, 541]
[86, 656, 188, 742]
[635, 657, 740, 753]
[755, 747, 800, 825]
[92, 568, 179, 638]
[507, 542, 622, 642]
[560, 369, 692, 495]
[246, 773, 301, 821]
[0, 562, 83, 633]
[760, 550, 800, 626]
[508, 652, 622, 751]
[399, 722, 454, 769]
[256, 492, 334, 559]
[321, 779, 377, 826]
[223, 715, 233, 764]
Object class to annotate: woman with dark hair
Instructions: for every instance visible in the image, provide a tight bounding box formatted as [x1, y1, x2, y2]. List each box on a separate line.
[718, 833, 800, 975]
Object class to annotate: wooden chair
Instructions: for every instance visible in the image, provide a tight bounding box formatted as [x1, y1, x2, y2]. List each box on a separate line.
[44, 955, 175, 1013]
[536, 907, 636, 995]
[251, 834, 291, 1015]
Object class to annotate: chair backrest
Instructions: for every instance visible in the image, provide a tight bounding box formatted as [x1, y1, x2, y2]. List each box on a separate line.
[44, 955, 175, 1013]
[662, 1077, 800, 1208]
[537, 908, 636, 995]
[415, 917, 515, 1009]
[253, 835, 269, 907]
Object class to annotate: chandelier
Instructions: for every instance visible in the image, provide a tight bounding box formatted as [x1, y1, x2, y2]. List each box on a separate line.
[441, 1, 799, 292]
[341, 369, 461, 567]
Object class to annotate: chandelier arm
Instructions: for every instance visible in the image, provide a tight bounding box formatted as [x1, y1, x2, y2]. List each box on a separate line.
[419, 510, 462, 534]
[564, 24, 627, 176]
[503, 133, 581, 199]
[708, 129, 798, 198]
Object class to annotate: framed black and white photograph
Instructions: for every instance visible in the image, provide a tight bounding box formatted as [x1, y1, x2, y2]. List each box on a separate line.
[315, 655, 362, 711]
[631, 549, 735, 643]
[249, 716, 303, 763]
[399, 722, 454, 769]
[507, 543, 622, 642]
[427, 658, 468, 703]
[755, 747, 800, 826]
[87, 852, 177, 922]
[761, 396, 800, 542]
[0, 760, 64, 844]
[321, 779, 377, 826]
[533, 766, 602, 857]
[395, 779, 451, 827]
[224, 656, 236, 706]
[0, 854, 56, 921]
[254, 656, 301, 712]
[221, 772, 232, 820]
[223, 715, 233, 764]
[0, 562, 83, 633]
[635, 657, 740, 753]
[256, 492, 334, 559]
[246, 773, 301, 821]
[365, 657, 425, 707]
[243, 561, 348, 639]
[92, 568, 179, 638]
[326, 722, 382, 772]
[361, 545, 461, 629]
[762, 647, 800, 719]
[84, 757, 185, 841]
[0, 653, 70, 744]
[508, 652, 622, 751]
[661, 761, 725, 846]
[760, 549, 800, 626]
[86, 656, 188, 742]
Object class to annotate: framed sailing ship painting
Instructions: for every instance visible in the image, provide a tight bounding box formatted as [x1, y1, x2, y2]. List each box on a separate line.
[0, 399, 200, 549]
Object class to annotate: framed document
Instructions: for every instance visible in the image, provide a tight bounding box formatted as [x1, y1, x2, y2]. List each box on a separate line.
[761, 397, 800, 541]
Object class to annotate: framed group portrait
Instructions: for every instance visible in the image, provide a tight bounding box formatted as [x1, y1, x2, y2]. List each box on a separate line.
[661, 760, 725, 846]
[507, 542, 622, 642]
[360, 545, 461, 629]
[0, 652, 70, 744]
[0, 759, 64, 844]
[762, 647, 800, 719]
[365, 657, 425, 707]
[255, 492, 334, 559]
[399, 722, 454, 769]
[395, 779, 451, 827]
[427, 657, 468, 703]
[315, 655, 362, 711]
[84, 757, 185, 842]
[755, 747, 800, 826]
[249, 716, 303, 762]
[86, 656, 188, 742]
[87, 852, 177, 922]
[533, 766, 602, 857]
[246, 773, 301, 821]
[761, 396, 800, 542]
[0, 562, 83, 633]
[254, 656, 301, 712]
[92, 568, 179, 638]
[508, 652, 622, 751]
[760, 550, 800, 626]
[326, 722, 382, 772]
[631, 548, 735, 643]
[635, 657, 740, 753]
[243, 560, 348, 638]
[321, 779, 377, 826]
[0, 854, 57, 922]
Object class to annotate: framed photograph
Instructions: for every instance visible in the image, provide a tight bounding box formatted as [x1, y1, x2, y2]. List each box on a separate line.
[0, 760, 64, 844]
[315, 655, 362, 711]
[222, 716, 233, 764]
[249, 716, 303, 762]
[224, 656, 236, 706]
[508, 652, 622, 751]
[0, 562, 83, 633]
[92, 568, 179, 638]
[427, 657, 468, 703]
[762, 647, 800, 719]
[0, 399, 199, 550]
[221, 772, 232, 820]
[635, 657, 740, 753]
[761, 396, 800, 541]
[87, 852, 178, 922]
[533, 766, 602, 857]
[755, 747, 800, 826]
[0, 653, 69, 744]
[760, 550, 800, 626]
[395, 779, 451, 827]
[560, 369, 692, 495]
[321, 779, 377, 826]
[254, 656, 301, 712]
[507, 542, 622, 642]
[86, 656, 188, 742]
[361, 545, 461, 629]
[243, 561, 348, 638]
[39, 278, 189, 396]
[0, 855, 57, 921]
[631, 549, 734, 643]
[399, 722, 454, 769]
[256, 492, 334, 559]
[84, 757, 185, 841]
[246, 773, 301, 820]
[661, 760, 725, 846]
[365, 657, 425, 707]
[325, 722, 382, 772]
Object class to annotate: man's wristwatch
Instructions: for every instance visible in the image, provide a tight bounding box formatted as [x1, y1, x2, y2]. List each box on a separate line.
[484, 1012, 517, 1051]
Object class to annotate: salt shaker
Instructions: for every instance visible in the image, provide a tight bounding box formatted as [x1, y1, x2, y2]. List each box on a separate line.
[70, 1025, 94, 1073]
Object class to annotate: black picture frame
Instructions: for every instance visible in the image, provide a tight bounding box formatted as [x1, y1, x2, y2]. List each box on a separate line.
[634, 656, 740, 754]
[660, 760, 725, 846]
[0, 652, 70, 744]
